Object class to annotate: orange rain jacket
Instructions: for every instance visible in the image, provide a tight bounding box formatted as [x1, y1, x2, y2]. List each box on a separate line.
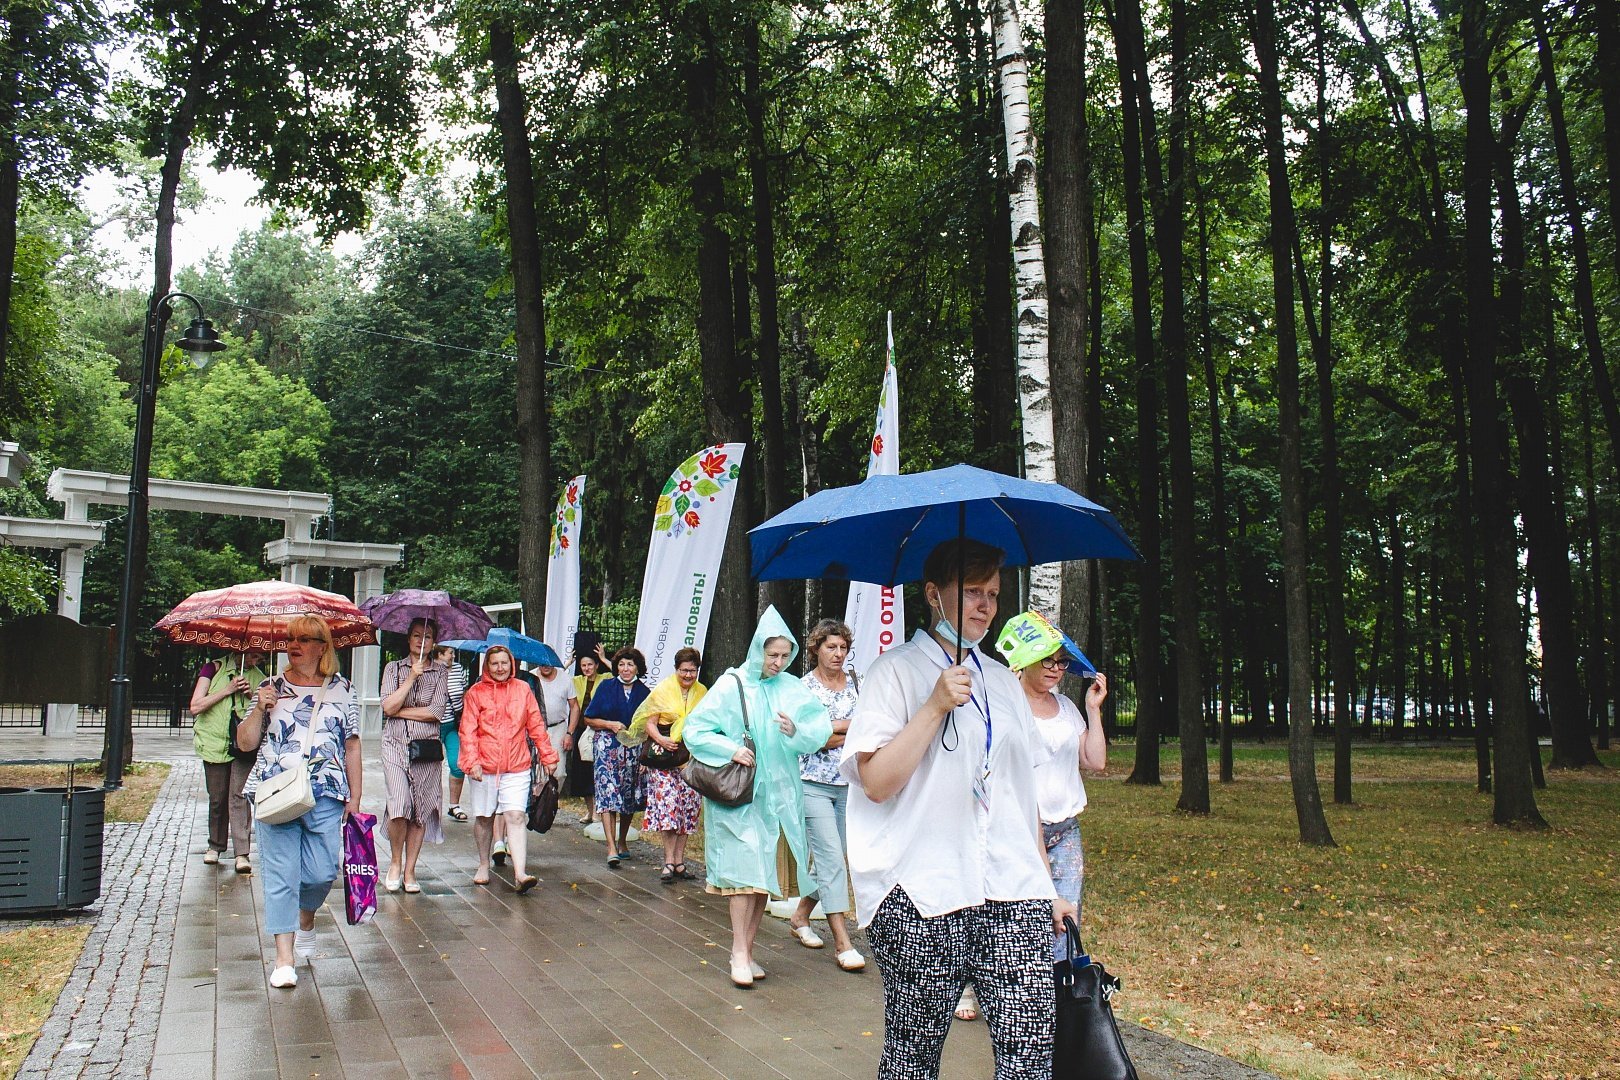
[459, 672, 559, 776]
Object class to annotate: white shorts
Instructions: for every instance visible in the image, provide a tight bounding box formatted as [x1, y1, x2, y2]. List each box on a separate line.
[464, 771, 530, 818]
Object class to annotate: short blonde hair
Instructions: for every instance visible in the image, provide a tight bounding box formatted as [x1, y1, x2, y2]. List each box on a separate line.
[286, 615, 338, 677]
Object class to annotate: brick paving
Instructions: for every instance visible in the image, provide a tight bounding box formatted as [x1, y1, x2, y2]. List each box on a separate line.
[9, 732, 1274, 1079]
[17, 756, 197, 1080]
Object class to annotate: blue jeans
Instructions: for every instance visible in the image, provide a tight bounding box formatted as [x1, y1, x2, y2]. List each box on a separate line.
[801, 780, 852, 916]
[256, 795, 344, 935]
[1043, 817, 1084, 962]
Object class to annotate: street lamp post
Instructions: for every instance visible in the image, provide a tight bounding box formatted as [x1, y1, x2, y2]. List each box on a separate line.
[105, 291, 226, 789]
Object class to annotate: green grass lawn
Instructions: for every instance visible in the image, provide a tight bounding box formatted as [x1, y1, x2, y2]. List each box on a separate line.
[1081, 743, 1619, 1079]
[0, 762, 170, 1079]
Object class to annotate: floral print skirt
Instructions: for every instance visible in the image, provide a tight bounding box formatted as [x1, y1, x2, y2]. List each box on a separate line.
[643, 767, 701, 834]
[592, 730, 645, 813]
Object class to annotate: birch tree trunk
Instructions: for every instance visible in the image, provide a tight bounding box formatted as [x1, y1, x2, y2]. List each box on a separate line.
[989, 0, 1058, 614]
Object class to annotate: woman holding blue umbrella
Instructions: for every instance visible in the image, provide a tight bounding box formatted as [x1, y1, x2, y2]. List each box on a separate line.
[842, 538, 1076, 1080]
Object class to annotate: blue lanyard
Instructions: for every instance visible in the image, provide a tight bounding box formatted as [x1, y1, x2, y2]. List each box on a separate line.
[935, 639, 992, 762]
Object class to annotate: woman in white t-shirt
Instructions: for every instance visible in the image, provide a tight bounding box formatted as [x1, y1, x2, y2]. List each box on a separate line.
[995, 610, 1108, 959]
[842, 538, 1075, 1080]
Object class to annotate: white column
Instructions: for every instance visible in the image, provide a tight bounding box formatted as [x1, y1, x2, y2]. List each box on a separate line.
[56, 547, 86, 621]
[352, 566, 387, 736]
[49, 527, 90, 737]
[280, 561, 311, 586]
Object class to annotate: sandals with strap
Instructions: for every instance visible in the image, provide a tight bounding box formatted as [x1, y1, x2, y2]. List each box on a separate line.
[446, 804, 468, 822]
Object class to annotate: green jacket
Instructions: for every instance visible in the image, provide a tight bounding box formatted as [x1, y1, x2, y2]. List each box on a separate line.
[192, 658, 269, 764]
[682, 607, 832, 894]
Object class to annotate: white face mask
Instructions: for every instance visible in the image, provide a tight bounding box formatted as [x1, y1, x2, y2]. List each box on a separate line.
[931, 597, 986, 650]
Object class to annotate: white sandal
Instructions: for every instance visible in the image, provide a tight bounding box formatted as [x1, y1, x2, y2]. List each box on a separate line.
[269, 965, 297, 989]
[955, 985, 980, 1022]
[791, 923, 825, 949]
[836, 949, 866, 971]
[729, 954, 754, 988]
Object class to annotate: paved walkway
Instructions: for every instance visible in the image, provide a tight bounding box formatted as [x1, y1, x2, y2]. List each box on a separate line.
[9, 732, 1274, 1079]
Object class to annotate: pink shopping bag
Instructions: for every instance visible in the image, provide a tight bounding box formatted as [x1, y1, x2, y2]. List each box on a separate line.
[342, 811, 379, 925]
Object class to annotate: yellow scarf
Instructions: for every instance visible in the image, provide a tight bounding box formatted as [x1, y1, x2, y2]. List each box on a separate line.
[623, 674, 708, 745]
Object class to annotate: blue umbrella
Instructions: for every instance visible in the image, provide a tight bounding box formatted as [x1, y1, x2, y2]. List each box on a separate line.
[439, 626, 563, 668]
[748, 463, 1138, 586]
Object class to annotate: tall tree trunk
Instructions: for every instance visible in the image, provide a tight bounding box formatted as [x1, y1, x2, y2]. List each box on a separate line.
[1595, 0, 1620, 290]
[1193, 123, 1235, 783]
[0, 9, 24, 404]
[743, 20, 793, 622]
[1109, 0, 1161, 786]
[1534, 13, 1620, 475]
[1305, 0, 1353, 801]
[989, 0, 1059, 614]
[1044, 0, 1093, 644]
[788, 311, 824, 638]
[684, 11, 753, 671]
[1583, 399, 1611, 749]
[1460, 0, 1545, 827]
[490, 22, 551, 632]
[1390, 506, 1407, 737]
[1135, 0, 1207, 814]
[1496, 112, 1599, 770]
[1254, 0, 1334, 845]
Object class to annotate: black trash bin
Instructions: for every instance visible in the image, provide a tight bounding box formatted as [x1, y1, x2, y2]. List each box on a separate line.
[0, 762, 105, 914]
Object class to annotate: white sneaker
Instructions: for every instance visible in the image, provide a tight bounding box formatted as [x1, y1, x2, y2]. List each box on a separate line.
[294, 928, 317, 960]
[492, 839, 509, 866]
[270, 965, 297, 989]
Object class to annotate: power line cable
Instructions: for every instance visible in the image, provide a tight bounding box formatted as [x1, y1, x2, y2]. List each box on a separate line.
[190, 294, 615, 375]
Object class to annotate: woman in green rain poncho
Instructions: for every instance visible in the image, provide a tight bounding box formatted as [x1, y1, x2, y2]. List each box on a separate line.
[682, 606, 832, 989]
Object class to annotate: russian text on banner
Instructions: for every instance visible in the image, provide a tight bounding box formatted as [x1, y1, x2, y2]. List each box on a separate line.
[634, 444, 747, 683]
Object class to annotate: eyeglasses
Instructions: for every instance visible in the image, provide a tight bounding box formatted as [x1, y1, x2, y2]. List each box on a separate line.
[1038, 656, 1069, 671]
[291, 636, 326, 646]
[676, 667, 699, 676]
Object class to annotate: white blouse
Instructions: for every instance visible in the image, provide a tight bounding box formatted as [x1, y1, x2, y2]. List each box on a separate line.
[841, 629, 1055, 927]
[1032, 692, 1089, 823]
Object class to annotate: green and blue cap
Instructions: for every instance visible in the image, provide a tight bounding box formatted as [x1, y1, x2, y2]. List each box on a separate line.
[995, 610, 1097, 675]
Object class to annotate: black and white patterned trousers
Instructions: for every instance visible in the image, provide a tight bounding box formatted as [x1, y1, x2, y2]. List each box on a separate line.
[868, 886, 1054, 1080]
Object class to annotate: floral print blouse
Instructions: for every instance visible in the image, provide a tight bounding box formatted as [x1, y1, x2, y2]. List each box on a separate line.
[798, 669, 857, 786]
[242, 673, 360, 805]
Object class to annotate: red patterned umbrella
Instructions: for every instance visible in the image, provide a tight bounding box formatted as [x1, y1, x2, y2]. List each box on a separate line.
[154, 580, 377, 652]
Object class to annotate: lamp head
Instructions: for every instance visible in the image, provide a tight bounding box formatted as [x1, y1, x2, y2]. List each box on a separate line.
[177, 317, 227, 367]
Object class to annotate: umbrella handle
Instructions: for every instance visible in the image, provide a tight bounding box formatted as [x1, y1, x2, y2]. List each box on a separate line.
[955, 502, 966, 666]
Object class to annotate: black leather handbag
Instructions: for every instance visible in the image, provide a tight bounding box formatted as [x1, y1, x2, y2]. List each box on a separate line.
[226, 710, 260, 762]
[1053, 916, 1138, 1080]
[407, 737, 444, 763]
[525, 737, 559, 833]
[681, 675, 755, 807]
[640, 722, 691, 770]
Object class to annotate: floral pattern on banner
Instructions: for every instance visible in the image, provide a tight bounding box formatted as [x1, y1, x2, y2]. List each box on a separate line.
[653, 445, 741, 539]
[549, 477, 583, 558]
[867, 357, 893, 473]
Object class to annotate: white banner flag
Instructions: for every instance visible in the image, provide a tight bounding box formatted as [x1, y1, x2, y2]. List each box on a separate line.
[635, 443, 747, 683]
[845, 315, 905, 676]
[543, 475, 587, 663]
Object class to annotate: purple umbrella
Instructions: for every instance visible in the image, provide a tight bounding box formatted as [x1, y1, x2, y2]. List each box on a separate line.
[358, 589, 494, 646]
